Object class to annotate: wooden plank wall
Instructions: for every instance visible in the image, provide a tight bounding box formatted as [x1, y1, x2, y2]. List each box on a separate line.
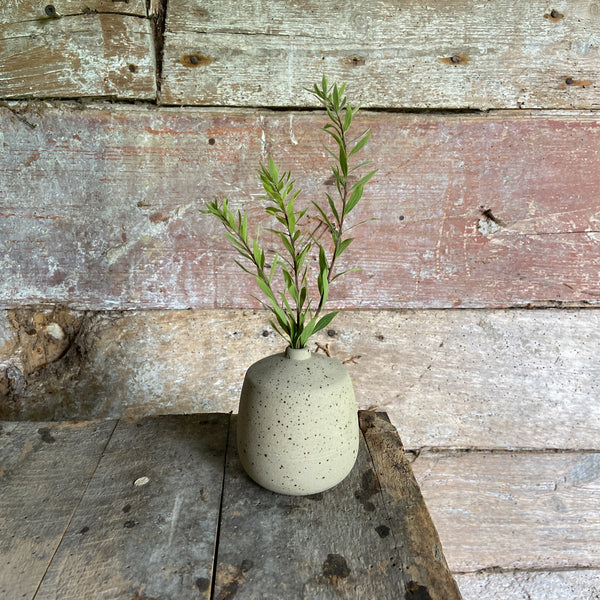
[1, 1, 599, 598]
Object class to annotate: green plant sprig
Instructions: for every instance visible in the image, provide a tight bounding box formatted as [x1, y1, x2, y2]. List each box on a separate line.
[204, 76, 376, 349]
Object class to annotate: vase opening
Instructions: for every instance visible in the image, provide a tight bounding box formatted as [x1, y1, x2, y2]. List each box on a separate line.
[285, 346, 311, 361]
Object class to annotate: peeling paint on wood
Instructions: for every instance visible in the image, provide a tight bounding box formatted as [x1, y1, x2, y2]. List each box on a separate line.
[2, 105, 600, 309]
[160, 0, 600, 109]
[0, 13, 156, 99]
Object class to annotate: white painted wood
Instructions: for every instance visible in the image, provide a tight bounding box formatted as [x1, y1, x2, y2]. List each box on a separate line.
[455, 569, 600, 600]
[412, 450, 600, 572]
[3, 308, 598, 451]
[161, 0, 600, 108]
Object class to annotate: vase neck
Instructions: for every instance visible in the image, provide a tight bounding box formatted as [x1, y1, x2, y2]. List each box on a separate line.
[285, 346, 311, 361]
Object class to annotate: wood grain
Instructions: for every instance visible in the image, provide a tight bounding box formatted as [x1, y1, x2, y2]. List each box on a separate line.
[412, 449, 600, 572]
[2, 308, 599, 451]
[35, 414, 230, 600]
[456, 569, 600, 600]
[213, 412, 461, 600]
[0, 420, 116, 600]
[0, 0, 149, 22]
[2, 105, 600, 310]
[0, 13, 156, 99]
[161, 0, 600, 108]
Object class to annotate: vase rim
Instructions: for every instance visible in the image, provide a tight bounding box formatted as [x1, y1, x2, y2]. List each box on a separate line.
[285, 346, 311, 360]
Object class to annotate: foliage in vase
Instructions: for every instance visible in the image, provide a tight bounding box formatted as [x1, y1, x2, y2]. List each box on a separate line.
[204, 76, 376, 349]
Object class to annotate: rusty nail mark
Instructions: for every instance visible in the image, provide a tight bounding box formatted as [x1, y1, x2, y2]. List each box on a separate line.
[128, 64, 138, 73]
[546, 9, 564, 20]
[181, 53, 211, 68]
[327, 329, 337, 337]
[440, 54, 469, 65]
[562, 76, 592, 88]
[44, 4, 60, 17]
[208, 137, 216, 145]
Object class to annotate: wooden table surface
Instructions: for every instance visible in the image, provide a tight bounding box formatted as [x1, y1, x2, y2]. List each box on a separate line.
[0, 411, 461, 600]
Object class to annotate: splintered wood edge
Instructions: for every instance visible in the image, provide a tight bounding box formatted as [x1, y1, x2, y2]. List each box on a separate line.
[359, 411, 463, 600]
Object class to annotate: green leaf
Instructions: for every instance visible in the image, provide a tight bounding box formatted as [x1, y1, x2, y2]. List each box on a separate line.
[312, 311, 339, 336]
[339, 143, 348, 177]
[256, 277, 277, 305]
[268, 156, 278, 182]
[253, 239, 264, 268]
[342, 105, 353, 132]
[312, 200, 335, 232]
[318, 269, 329, 306]
[326, 193, 340, 225]
[334, 237, 354, 259]
[344, 184, 363, 215]
[298, 318, 316, 348]
[331, 267, 361, 281]
[351, 169, 377, 191]
[348, 130, 371, 157]
[318, 245, 328, 274]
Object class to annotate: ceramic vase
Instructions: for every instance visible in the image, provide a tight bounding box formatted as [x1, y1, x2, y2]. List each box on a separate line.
[237, 346, 359, 495]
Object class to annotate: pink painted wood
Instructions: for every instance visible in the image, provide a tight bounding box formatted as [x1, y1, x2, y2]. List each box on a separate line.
[1, 106, 599, 309]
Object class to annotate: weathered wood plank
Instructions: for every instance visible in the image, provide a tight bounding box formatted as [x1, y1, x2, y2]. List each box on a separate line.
[213, 412, 460, 600]
[455, 569, 600, 600]
[35, 414, 230, 600]
[2, 308, 598, 452]
[0, 13, 156, 99]
[161, 0, 600, 109]
[0, 0, 148, 22]
[0, 420, 116, 600]
[2, 105, 600, 309]
[359, 412, 462, 599]
[411, 450, 600, 572]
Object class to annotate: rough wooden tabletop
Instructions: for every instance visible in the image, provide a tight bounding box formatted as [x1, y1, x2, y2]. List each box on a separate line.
[0, 411, 461, 600]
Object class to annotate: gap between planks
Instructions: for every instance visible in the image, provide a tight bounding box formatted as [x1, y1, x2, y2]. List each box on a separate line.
[209, 412, 232, 600]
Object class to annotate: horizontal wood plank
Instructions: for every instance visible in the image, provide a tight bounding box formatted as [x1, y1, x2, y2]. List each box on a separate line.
[456, 569, 600, 600]
[2, 105, 600, 309]
[0, 0, 148, 22]
[0, 13, 156, 99]
[412, 450, 600, 572]
[161, 0, 600, 108]
[0, 420, 116, 599]
[35, 414, 229, 600]
[2, 308, 598, 451]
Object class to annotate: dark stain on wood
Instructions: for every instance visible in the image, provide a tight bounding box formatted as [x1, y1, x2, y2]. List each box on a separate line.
[354, 468, 381, 511]
[322, 553, 350, 584]
[406, 580, 433, 600]
[37, 427, 56, 443]
[181, 53, 212, 67]
[195, 577, 210, 592]
[480, 208, 506, 227]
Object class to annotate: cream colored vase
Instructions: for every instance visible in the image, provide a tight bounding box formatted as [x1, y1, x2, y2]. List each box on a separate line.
[237, 346, 359, 495]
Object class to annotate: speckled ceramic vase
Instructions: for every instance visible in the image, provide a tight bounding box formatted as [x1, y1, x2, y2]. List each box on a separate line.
[237, 346, 359, 496]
